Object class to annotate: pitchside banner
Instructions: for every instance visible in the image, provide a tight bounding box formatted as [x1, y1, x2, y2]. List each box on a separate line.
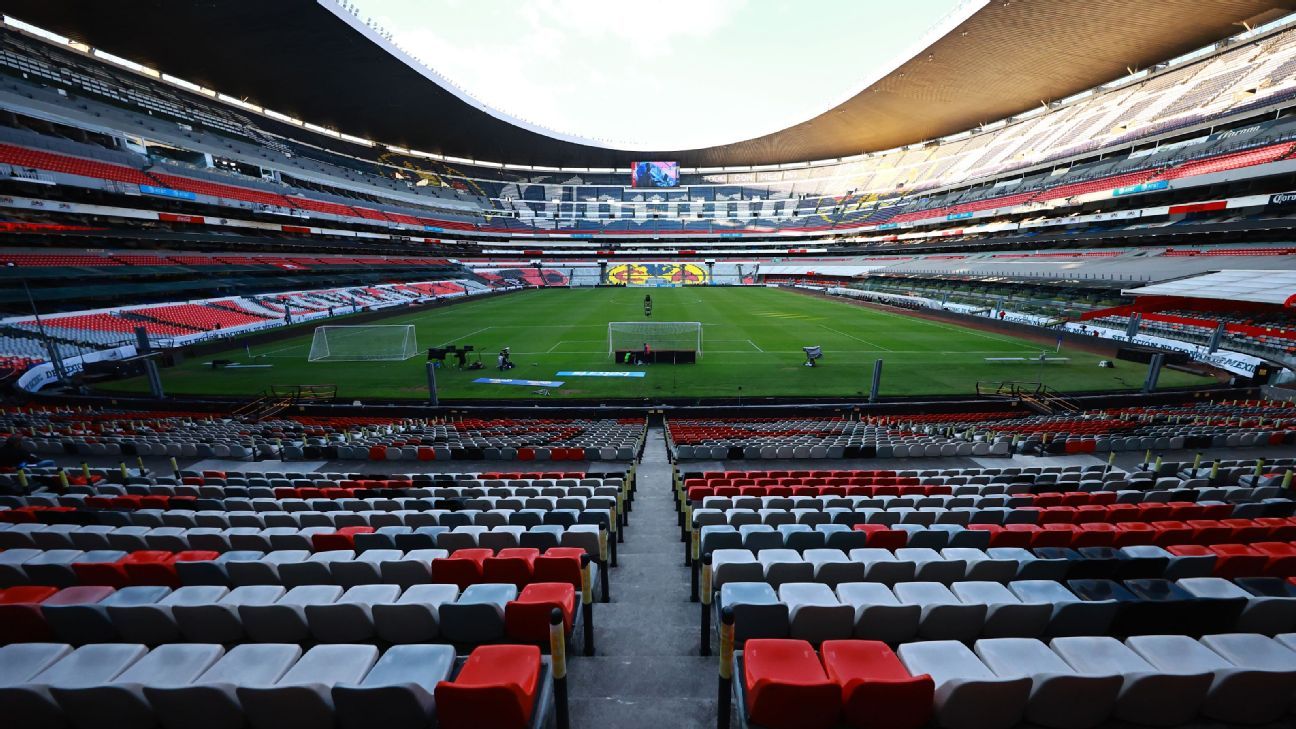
[556, 371, 646, 378]
[1269, 191, 1296, 207]
[472, 378, 565, 387]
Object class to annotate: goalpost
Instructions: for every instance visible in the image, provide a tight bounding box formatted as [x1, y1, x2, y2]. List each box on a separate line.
[608, 321, 702, 359]
[308, 325, 418, 362]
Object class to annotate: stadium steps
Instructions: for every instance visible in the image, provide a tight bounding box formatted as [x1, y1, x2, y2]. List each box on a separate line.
[229, 393, 294, 423]
[568, 425, 717, 728]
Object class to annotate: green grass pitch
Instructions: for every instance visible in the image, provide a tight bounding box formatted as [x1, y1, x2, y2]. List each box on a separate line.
[103, 287, 1212, 401]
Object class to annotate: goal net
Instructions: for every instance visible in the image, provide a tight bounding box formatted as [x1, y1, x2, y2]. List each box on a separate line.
[308, 325, 418, 362]
[608, 322, 702, 358]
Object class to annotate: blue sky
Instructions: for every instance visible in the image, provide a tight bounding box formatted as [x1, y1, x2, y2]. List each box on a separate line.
[348, 0, 970, 151]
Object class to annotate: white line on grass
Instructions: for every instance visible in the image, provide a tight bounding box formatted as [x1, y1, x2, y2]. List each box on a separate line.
[438, 327, 492, 345]
[818, 325, 892, 351]
[256, 343, 307, 358]
[747, 340, 765, 352]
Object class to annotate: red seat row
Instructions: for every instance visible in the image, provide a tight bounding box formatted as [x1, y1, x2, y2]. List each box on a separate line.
[744, 639, 933, 729]
[695, 470, 900, 480]
[1168, 542, 1296, 578]
[427, 547, 585, 590]
[72, 550, 219, 588]
[958, 518, 1296, 549]
[1023, 501, 1235, 524]
[687, 484, 950, 500]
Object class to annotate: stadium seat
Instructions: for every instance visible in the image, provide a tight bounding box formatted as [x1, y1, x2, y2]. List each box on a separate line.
[435, 645, 543, 729]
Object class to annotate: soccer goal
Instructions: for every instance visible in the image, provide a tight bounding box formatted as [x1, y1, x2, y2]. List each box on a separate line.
[307, 325, 418, 362]
[608, 321, 702, 361]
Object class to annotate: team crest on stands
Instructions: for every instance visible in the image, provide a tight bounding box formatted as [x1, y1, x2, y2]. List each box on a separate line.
[605, 263, 709, 286]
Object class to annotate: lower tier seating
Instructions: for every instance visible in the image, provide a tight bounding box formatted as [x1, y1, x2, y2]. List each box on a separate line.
[0, 579, 583, 647]
[734, 634, 1296, 729]
[0, 642, 553, 729]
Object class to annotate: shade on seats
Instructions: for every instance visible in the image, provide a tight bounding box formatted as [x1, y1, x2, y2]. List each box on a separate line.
[0, 642, 73, 686]
[741, 639, 840, 729]
[109, 585, 230, 645]
[0, 643, 148, 729]
[1197, 633, 1296, 724]
[974, 638, 1121, 728]
[372, 584, 459, 644]
[820, 639, 932, 729]
[174, 585, 285, 644]
[143, 643, 302, 729]
[952, 582, 1050, 639]
[237, 644, 380, 729]
[1049, 635, 1210, 726]
[893, 582, 985, 642]
[51, 643, 225, 729]
[778, 583, 854, 643]
[1127, 633, 1291, 725]
[834, 582, 919, 644]
[332, 644, 457, 729]
[440, 583, 517, 644]
[719, 582, 790, 642]
[898, 640, 1031, 729]
[435, 644, 543, 729]
[240, 585, 342, 643]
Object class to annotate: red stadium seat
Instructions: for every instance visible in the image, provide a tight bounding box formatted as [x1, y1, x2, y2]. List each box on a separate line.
[505, 582, 576, 642]
[533, 547, 584, 588]
[0, 585, 60, 643]
[852, 524, 907, 549]
[821, 640, 933, 729]
[484, 548, 540, 588]
[432, 549, 493, 589]
[435, 645, 542, 729]
[743, 639, 841, 729]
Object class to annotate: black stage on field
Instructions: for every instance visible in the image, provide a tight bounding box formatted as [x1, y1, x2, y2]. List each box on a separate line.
[614, 350, 697, 365]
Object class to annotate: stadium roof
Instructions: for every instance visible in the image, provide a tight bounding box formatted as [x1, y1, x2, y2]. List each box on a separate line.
[1123, 270, 1296, 306]
[3, 0, 1289, 167]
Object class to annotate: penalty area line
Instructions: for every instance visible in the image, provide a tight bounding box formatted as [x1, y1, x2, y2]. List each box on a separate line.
[438, 327, 491, 346]
[747, 339, 765, 352]
[818, 324, 892, 352]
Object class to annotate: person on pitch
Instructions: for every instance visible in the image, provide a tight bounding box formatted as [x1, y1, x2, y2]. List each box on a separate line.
[641, 341, 651, 365]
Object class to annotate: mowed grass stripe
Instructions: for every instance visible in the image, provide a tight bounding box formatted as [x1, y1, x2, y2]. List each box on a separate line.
[101, 287, 1212, 400]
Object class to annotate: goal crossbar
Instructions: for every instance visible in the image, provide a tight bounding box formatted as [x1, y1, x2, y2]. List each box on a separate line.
[608, 321, 702, 359]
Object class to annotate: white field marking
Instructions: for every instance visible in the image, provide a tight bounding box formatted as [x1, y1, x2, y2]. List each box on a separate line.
[874, 312, 1029, 347]
[437, 327, 492, 345]
[818, 325, 893, 352]
[489, 324, 606, 328]
[501, 349, 1049, 356]
[747, 340, 765, 352]
[257, 343, 308, 358]
[546, 341, 563, 353]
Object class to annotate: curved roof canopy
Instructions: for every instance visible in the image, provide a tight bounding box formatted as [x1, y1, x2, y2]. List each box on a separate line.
[3, 0, 1289, 167]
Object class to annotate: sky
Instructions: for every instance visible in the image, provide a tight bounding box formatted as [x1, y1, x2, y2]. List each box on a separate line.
[347, 0, 969, 151]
